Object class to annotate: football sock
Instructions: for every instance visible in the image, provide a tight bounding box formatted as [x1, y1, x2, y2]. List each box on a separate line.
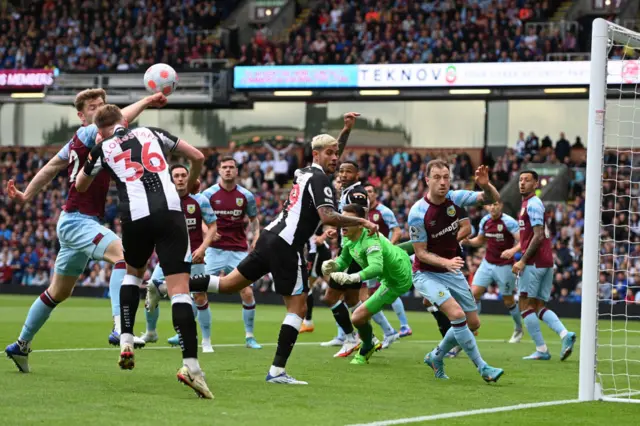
[18, 290, 60, 342]
[271, 313, 302, 372]
[431, 327, 458, 362]
[391, 297, 409, 328]
[172, 293, 200, 373]
[196, 301, 212, 340]
[356, 322, 374, 355]
[508, 304, 523, 331]
[538, 308, 568, 338]
[476, 300, 482, 314]
[109, 260, 126, 317]
[305, 292, 314, 321]
[145, 306, 160, 332]
[431, 309, 451, 338]
[337, 324, 346, 340]
[451, 317, 488, 371]
[119, 275, 142, 347]
[189, 274, 219, 293]
[372, 311, 395, 336]
[331, 301, 354, 335]
[242, 302, 256, 338]
[523, 309, 548, 351]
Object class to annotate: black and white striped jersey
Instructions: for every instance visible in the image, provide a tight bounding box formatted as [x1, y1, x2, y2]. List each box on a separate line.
[265, 163, 337, 250]
[338, 181, 369, 212]
[83, 125, 182, 222]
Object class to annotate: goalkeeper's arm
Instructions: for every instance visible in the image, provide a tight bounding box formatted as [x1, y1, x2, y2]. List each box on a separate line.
[358, 249, 383, 281]
[396, 241, 414, 256]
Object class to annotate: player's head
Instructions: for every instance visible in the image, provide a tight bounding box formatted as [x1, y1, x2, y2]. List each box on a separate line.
[341, 203, 366, 239]
[487, 201, 504, 219]
[519, 170, 539, 196]
[94, 104, 126, 138]
[364, 183, 378, 205]
[338, 161, 359, 187]
[75, 88, 107, 125]
[425, 159, 451, 198]
[218, 155, 238, 183]
[170, 164, 189, 195]
[311, 134, 339, 174]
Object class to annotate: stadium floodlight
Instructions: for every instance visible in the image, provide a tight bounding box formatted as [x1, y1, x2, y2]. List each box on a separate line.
[581, 18, 640, 404]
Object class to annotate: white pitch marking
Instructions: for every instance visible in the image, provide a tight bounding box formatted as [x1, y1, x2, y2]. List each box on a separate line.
[344, 399, 582, 426]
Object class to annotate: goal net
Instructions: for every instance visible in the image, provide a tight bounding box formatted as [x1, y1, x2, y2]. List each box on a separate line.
[581, 18, 640, 403]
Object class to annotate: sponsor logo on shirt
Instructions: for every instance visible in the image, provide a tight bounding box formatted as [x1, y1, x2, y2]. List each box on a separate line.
[431, 220, 459, 239]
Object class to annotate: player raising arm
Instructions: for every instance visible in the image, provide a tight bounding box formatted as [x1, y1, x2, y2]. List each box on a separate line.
[513, 171, 576, 361]
[409, 160, 503, 383]
[76, 105, 213, 399]
[323, 203, 413, 365]
[465, 201, 524, 343]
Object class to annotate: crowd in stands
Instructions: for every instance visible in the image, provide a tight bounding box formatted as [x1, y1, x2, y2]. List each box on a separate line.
[2, 128, 635, 304]
[241, 0, 581, 66]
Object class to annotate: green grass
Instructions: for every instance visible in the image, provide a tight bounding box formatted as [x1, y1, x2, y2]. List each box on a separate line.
[0, 295, 639, 425]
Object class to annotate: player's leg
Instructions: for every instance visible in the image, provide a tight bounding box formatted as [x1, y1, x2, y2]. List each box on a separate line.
[471, 259, 493, 314]
[329, 287, 362, 357]
[301, 275, 317, 333]
[321, 285, 352, 348]
[392, 297, 412, 337]
[534, 267, 576, 360]
[189, 264, 213, 353]
[360, 285, 399, 349]
[518, 267, 552, 360]
[496, 265, 523, 343]
[141, 263, 165, 343]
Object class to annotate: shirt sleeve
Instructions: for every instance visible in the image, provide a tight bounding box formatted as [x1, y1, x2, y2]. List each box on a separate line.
[83, 144, 105, 177]
[381, 206, 399, 229]
[447, 190, 480, 207]
[148, 126, 180, 152]
[57, 142, 71, 161]
[334, 241, 353, 271]
[504, 215, 521, 234]
[245, 191, 258, 218]
[408, 202, 428, 243]
[359, 235, 384, 281]
[527, 199, 545, 227]
[308, 172, 336, 210]
[76, 124, 98, 147]
[478, 215, 490, 236]
[196, 194, 217, 224]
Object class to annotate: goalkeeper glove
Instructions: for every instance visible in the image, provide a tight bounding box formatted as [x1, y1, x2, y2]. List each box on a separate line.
[330, 272, 362, 286]
[321, 260, 339, 276]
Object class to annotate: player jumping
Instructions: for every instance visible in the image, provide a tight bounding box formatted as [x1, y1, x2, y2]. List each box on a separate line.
[142, 165, 220, 353]
[364, 183, 412, 337]
[409, 159, 503, 382]
[5, 89, 166, 372]
[464, 201, 524, 343]
[323, 204, 413, 364]
[513, 170, 576, 361]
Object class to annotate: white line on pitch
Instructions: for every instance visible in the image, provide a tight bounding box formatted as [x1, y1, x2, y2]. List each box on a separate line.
[344, 399, 582, 426]
[30, 339, 562, 353]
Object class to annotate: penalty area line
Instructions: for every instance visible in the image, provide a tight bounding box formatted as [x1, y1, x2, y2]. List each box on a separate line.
[345, 399, 582, 426]
[30, 339, 521, 353]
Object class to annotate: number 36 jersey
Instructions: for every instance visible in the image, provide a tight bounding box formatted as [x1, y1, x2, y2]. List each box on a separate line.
[84, 125, 182, 223]
[57, 124, 111, 218]
[518, 194, 553, 268]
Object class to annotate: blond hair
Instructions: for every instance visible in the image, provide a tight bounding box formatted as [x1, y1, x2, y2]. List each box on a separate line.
[74, 88, 106, 111]
[426, 159, 450, 177]
[311, 134, 337, 150]
[94, 104, 123, 129]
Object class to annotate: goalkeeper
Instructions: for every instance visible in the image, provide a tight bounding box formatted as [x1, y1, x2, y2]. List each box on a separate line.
[322, 204, 412, 365]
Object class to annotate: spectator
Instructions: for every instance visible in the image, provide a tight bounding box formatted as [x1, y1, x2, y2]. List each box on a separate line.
[555, 132, 571, 163]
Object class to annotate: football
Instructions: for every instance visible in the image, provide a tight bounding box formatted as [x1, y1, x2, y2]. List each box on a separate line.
[143, 63, 178, 96]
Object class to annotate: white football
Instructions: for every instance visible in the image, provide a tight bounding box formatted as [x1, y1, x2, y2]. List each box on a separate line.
[144, 63, 178, 96]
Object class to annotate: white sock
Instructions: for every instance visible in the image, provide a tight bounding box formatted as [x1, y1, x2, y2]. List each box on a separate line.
[246, 332, 254, 338]
[183, 357, 201, 374]
[269, 365, 285, 376]
[559, 330, 568, 339]
[208, 275, 220, 293]
[536, 344, 548, 353]
[158, 282, 168, 295]
[303, 319, 313, 326]
[120, 333, 134, 350]
[114, 315, 121, 333]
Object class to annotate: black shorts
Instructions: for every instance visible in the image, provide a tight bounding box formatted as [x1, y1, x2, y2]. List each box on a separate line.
[121, 210, 191, 276]
[329, 255, 363, 291]
[237, 231, 308, 296]
[308, 244, 332, 278]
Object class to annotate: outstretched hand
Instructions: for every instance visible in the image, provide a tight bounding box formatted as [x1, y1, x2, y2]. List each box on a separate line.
[147, 92, 168, 108]
[474, 165, 490, 187]
[343, 112, 361, 130]
[6, 180, 26, 203]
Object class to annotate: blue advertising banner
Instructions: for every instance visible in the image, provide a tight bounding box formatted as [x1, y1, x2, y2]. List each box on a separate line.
[234, 65, 358, 89]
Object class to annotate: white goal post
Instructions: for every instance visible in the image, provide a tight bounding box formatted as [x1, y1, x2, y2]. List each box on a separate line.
[580, 18, 640, 403]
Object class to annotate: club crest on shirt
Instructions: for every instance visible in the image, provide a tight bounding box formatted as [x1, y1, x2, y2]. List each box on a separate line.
[438, 291, 445, 298]
[236, 198, 244, 207]
[186, 204, 196, 214]
[446, 206, 456, 217]
[497, 224, 503, 232]
[373, 213, 380, 222]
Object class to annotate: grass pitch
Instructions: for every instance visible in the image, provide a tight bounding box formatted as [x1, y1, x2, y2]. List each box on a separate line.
[1, 295, 638, 425]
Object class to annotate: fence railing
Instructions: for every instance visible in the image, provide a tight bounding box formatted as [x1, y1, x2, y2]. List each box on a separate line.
[546, 52, 591, 61]
[526, 20, 580, 40]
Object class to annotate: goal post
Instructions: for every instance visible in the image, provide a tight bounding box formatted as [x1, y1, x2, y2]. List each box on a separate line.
[580, 18, 640, 403]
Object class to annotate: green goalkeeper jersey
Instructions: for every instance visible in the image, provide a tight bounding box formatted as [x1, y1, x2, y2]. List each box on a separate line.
[336, 229, 412, 289]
